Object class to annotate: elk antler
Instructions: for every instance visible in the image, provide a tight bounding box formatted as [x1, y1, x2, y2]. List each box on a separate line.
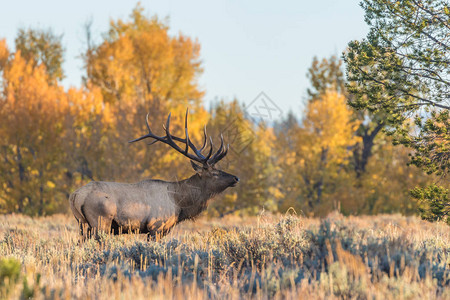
[129, 109, 228, 166]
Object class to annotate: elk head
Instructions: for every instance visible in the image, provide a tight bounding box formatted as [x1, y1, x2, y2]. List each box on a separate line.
[129, 109, 239, 194]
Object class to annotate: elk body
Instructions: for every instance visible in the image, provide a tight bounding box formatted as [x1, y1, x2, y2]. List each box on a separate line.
[69, 110, 239, 239]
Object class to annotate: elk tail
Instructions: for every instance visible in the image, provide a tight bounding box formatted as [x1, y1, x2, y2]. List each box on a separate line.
[69, 192, 90, 227]
[80, 204, 91, 228]
[69, 193, 77, 217]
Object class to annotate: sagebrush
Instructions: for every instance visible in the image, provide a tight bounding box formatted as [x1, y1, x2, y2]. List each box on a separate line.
[0, 213, 449, 299]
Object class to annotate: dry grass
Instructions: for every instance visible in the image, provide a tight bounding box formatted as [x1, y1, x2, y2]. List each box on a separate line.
[0, 212, 449, 299]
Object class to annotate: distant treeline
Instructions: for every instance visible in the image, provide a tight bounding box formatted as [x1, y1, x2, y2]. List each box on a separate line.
[0, 5, 431, 216]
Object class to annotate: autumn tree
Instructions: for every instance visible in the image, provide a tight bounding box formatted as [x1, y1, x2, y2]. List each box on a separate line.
[1, 6, 209, 216]
[344, 0, 449, 222]
[85, 9, 203, 108]
[0, 29, 109, 215]
[274, 91, 360, 215]
[84, 5, 207, 183]
[352, 137, 431, 214]
[308, 56, 387, 177]
[273, 112, 305, 213]
[302, 91, 360, 211]
[15, 28, 65, 82]
[204, 100, 280, 216]
[307, 55, 346, 99]
[0, 38, 67, 214]
[274, 54, 432, 216]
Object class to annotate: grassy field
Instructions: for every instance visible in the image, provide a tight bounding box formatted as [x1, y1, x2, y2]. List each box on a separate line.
[0, 212, 449, 299]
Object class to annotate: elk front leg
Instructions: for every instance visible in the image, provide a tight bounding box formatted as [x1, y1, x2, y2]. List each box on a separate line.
[77, 221, 92, 243]
[85, 216, 114, 241]
[97, 216, 113, 237]
[146, 216, 177, 241]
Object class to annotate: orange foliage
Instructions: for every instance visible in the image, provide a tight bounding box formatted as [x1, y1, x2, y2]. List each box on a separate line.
[0, 7, 433, 217]
[84, 6, 207, 181]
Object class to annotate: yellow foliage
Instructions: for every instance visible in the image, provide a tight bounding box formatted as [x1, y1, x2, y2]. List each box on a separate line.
[0, 39, 9, 69]
[0, 37, 115, 214]
[83, 6, 207, 181]
[302, 91, 361, 166]
[0, 7, 432, 217]
[86, 6, 203, 109]
[275, 91, 363, 215]
[46, 181, 56, 189]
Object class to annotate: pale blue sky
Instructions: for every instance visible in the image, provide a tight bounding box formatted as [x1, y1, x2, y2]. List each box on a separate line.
[0, 0, 368, 117]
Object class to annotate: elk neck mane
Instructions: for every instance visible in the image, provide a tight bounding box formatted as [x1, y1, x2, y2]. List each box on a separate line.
[140, 173, 217, 222]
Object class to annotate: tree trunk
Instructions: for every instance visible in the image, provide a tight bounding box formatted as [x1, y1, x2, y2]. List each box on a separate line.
[354, 122, 383, 177]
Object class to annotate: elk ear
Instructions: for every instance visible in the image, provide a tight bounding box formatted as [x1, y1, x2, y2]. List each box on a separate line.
[190, 161, 203, 173]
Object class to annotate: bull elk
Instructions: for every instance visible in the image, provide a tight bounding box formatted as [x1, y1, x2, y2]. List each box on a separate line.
[69, 110, 239, 240]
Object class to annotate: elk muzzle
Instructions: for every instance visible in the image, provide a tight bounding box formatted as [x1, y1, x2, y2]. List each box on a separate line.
[230, 176, 239, 187]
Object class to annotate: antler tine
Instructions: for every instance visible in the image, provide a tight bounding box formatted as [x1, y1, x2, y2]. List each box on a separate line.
[208, 134, 225, 164]
[184, 109, 190, 154]
[214, 144, 229, 163]
[147, 139, 159, 146]
[199, 125, 208, 152]
[165, 113, 171, 132]
[183, 110, 207, 159]
[217, 133, 225, 154]
[129, 113, 167, 144]
[145, 113, 152, 133]
[130, 111, 230, 166]
[164, 113, 184, 152]
[130, 112, 203, 163]
[204, 136, 214, 162]
[163, 112, 207, 164]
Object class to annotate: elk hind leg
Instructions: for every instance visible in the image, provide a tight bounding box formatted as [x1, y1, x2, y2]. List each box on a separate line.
[95, 216, 113, 240]
[76, 219, 92, 243]
[83, 195, 117, 240]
